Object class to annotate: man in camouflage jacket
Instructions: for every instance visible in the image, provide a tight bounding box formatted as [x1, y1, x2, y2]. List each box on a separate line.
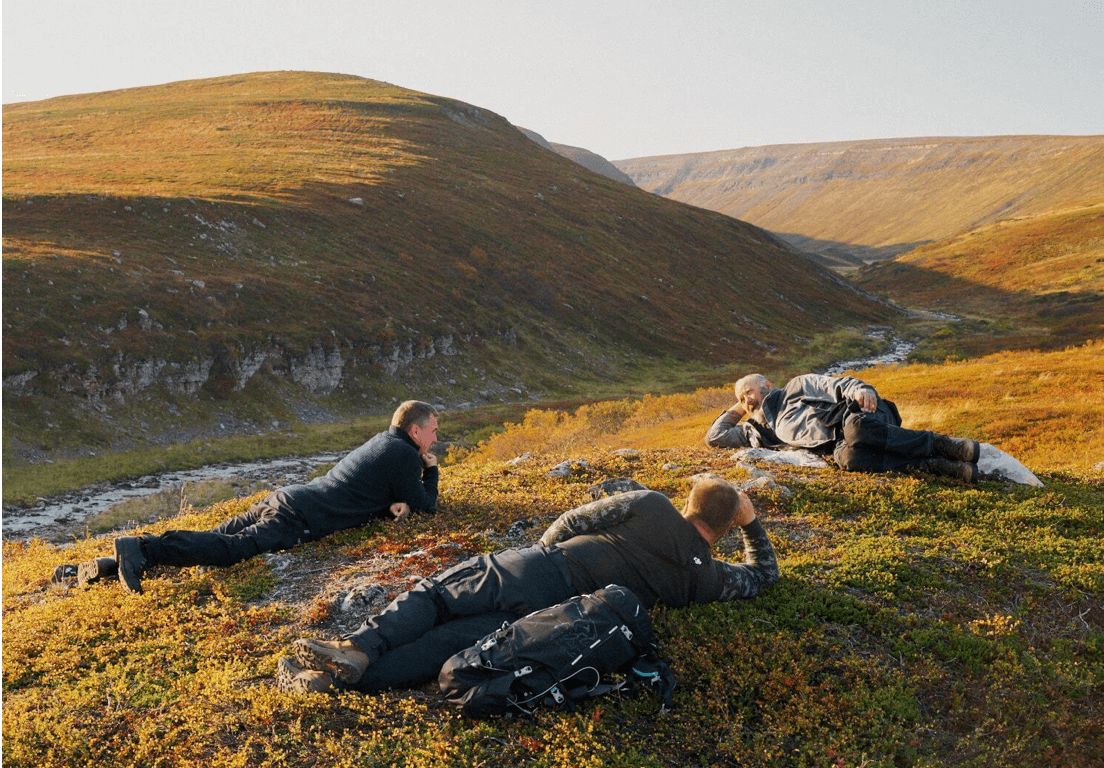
[278, 475, 780, 693]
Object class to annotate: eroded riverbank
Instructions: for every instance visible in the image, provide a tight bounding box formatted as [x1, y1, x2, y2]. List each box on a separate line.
[2, 332, 919, 544]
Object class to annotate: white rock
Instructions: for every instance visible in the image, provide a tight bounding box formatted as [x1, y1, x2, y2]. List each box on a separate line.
[545, 459, 589, 478]
[978, 443, 1044, 487]
[733, 448, 830, 468]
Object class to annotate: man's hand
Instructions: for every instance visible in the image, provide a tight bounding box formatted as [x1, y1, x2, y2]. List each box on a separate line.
[856, 388, 877, 413]
[728, 403, 747, 420]
[390, 502, 411, 521]
[421, 452, 438, 468]
[733, 491, 757, 527]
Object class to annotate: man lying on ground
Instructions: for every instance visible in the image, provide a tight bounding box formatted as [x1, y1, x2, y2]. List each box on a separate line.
[705, 373, 981, 482]
[54, 400, 441, 594]
[277, 475, 780, 693]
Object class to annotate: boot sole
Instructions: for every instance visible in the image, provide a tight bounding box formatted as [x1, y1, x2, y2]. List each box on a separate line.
[77, 558, 117, 587]
[277, 657, 334, 694]
[294, 639, 367, 684]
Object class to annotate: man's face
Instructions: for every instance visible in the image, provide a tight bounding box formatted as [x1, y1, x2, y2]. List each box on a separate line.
[409, 414, 438, 453]
[737, 381, 770, 412]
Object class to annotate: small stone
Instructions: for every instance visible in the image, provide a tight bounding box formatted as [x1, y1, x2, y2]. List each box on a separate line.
[588, 478, 647, 500]
[545, 459, 589, 479]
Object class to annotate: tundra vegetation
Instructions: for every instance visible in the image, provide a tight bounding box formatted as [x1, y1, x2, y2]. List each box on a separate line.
[4, 70, 1102, 767]
[4, 342, 1101, 767]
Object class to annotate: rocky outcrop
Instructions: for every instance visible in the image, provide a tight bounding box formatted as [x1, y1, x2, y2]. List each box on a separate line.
[4, 331, 484, 403]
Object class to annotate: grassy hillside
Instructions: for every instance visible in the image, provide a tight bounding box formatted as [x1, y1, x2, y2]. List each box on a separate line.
[614, 136, 1104, 263]
[2, 71, 894, 462]
[854, 204, 1104, 359]
[547, 142, 637, 187]
[4, 347, 1100, 767]
[470, 341, 1104, 475]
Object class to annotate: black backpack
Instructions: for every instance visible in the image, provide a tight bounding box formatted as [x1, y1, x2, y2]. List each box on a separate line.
[438, 584, 675, 718]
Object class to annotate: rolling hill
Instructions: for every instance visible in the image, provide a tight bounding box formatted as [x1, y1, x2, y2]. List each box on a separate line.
[614, 136, 1104, 265]
[853, 203, 1104, 357]
[517, 126, 636, 186]
[2, 71, 894, 458]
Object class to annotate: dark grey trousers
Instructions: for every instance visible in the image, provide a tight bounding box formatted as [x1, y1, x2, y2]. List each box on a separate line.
[345, 546, 576, 668]
[141, 492, 311, 568]
[833, 408, 936, 472]
[350, 612, 515, 692]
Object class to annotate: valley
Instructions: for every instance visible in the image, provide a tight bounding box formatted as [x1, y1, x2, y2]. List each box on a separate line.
[2, 71, 1102, 768]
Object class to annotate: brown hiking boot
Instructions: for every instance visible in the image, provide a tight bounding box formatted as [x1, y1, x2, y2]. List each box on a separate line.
[294, 638, 370, 684]
[933, 434, 981, 464]
[276, 657, 335, 694]
[920, 457, 978, 484]
[77, 557, 118, 587]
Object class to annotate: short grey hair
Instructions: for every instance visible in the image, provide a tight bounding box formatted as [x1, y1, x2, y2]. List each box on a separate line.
[734, 374, 770, 397]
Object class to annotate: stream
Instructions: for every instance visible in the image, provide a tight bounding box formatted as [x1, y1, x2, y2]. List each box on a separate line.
[2, 331, 917, 544]
[2, 454, 342, 543]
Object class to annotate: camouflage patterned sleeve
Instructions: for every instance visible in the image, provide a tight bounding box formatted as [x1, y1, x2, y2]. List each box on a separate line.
[539, 493, 641, 547]
[716, 518, 781, 601]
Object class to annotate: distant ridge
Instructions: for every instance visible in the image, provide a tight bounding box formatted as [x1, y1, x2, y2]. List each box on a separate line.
[615, 135, 1104, 264]
[517, 127, 636, 187]
[2, 71, 892, 455]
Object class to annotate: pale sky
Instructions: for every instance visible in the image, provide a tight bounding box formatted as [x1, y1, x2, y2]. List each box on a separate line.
[3, 0, 1102, 159]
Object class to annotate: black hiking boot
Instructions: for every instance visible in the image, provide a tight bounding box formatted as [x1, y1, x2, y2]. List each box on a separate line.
[50, 564, 79, 585]
[933, 434, 981, 464]
[77, 557, 118, 586]
[920, 457, 978, 484]
[114, 536, 147, 594]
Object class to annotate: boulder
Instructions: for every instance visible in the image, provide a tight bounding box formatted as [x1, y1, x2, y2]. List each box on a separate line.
[978, 443, 1044, 487]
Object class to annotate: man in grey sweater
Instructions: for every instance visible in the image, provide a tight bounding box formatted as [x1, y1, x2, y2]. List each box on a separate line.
[706, 373, 981, 482]
[279, 475, 780, 693]
[57, 400, 440, 594]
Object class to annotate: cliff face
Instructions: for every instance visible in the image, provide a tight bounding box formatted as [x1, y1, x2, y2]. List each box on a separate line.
[616, 135, 1104, 262]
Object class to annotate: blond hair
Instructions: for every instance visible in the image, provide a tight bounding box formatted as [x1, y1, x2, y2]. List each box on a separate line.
[391, 400, 438, 431]
[683, 474, 739, 537]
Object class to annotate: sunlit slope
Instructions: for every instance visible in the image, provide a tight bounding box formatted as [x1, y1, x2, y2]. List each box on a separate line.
[3, 72, 892, 393]
[615, 136, 1104, 262]
[469, 341, 1103, 474]
[855, 204, 1104, 352]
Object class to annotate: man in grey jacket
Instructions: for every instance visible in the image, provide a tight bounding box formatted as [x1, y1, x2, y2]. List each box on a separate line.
[705, 373, 981, 482]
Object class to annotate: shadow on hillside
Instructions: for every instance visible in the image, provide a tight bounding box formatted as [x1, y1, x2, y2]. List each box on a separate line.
[853, 261, 1104, 351]
[774, 232, 930, 269]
